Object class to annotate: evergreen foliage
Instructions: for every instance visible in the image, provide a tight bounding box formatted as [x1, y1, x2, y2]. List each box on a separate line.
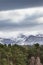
[0, 43, 43, 65]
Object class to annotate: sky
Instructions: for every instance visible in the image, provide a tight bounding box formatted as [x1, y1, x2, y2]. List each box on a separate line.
[0, 0, 43, 38]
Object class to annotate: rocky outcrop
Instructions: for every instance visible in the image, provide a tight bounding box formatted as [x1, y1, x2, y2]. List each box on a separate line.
[29, 56, 35, 65]
[35, 57, 42, 65]
[29, 56, 42, 65]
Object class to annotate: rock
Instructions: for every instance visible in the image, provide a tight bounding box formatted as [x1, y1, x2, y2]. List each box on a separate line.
[29, 56, 35, 65]
[35, 57, 42, 65]
[29, 56, 43, 65]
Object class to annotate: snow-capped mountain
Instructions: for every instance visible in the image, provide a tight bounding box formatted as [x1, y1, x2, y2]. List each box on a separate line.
[14, 34, 27, 45]
[0, 34, 27, 45]
[25, 34, 43, 45]
[0, 38, 15, 45]
[0, 34, 43, 45]
[36, 34, 43, 37]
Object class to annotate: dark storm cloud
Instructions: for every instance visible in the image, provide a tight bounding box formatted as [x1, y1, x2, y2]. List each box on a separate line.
[0, 0, 43, 10]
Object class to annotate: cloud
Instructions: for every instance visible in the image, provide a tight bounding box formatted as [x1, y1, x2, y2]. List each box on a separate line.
[0, 7, 43, 23]
[36, 17, 43, 23]
[0, 7, 43, 35]
[0, 0, 43, 38]
[0, 31, 38, 38]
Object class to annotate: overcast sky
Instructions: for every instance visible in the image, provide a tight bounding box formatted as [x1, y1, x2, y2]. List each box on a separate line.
[0, 0, 43, 38]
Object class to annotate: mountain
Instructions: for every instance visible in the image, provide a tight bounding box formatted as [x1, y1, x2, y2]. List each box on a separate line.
[0, 38, 15, 45]
[25, 34, 43, 45]
[0, 34, 27, 45]
[14, 34, 27, 45]
[0, 34, 43, 45]
[36, 34, 43, 37]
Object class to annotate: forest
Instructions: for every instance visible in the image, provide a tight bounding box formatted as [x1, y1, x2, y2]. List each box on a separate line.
[0, 43, 43, 65]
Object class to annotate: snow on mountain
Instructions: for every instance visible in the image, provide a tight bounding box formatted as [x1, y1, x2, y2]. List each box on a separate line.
[0, 34, 43, 45]
[25, 34, 43, 45]
[36, 34, 43, 37]
[0, 38, 15, 45]
[15, 34, 27, 45]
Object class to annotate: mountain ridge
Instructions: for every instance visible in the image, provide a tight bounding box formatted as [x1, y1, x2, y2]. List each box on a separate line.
[0, 34, 43, 45]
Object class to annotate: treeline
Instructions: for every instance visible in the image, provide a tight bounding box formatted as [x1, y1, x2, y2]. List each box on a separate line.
[0, 43, 43, 65]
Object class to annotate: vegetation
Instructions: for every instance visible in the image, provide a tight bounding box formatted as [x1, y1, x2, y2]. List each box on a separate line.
[0, 43, 43, 65]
